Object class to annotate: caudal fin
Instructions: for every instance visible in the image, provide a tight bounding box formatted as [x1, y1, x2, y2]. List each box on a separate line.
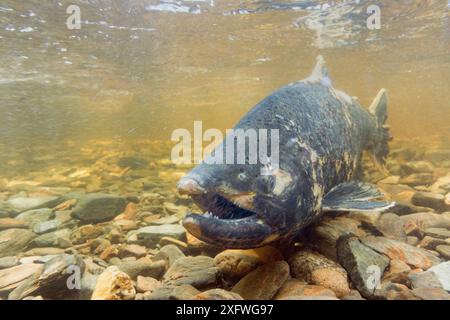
[368, 89, 392, 173]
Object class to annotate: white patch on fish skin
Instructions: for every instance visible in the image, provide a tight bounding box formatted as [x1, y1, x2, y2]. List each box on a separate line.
[273, 169, 293, 196]
[302, 55, 328, 84]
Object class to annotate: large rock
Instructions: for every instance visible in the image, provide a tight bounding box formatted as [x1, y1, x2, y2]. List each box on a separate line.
[273, 278, 337, 300]
[112, 258, 166, 280]
[288, 250, 350, 297]
[428, 262, 450, 291]
[129, 224, 186, 247]
[375, 213, 406, 241]
[361, 236, 441, 270]
[15, 208, 53, 225]
[163, 256, 219, 288]
[307, 216, 361, 260]
[0, 264, 44, 296]
[71, 194, 127, 223]
[400, 212, 450, 230]
[195, 289, 243, 300]
[8, 254, 85, 300]
[336, 236, 390, 299]
[0, 218, 29, 230]
[214, 246, 283, 279]
[412, 192, 448, 212]
[28, 228, 71, 248]
[91, 266, 135, 300]
[231, 261, 290, 300]
[70, 225, 103, 245]
[0, 229, 36, 258]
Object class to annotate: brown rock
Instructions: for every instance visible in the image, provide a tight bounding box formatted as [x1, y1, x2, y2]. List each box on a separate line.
[273, 278, 336, 300]
[412, 287, 450, 300]
[412, 192, 447, 212]
[383, 259, 411, 284]
[0, 264, 43, 295]
[0, 218, 29, 230]
[136, 276, 161, 293]
[361, 236, 441, 269]
[424, 228, 450, 240]
[436, 245, 450, 259]
[118, 244, 147, 259]
[91, 266, 135, 300]
[288, 250, 350, 297]
[417, 236, 448, 250]
[401, 212, 450, 230]
[195, 289, 243, 300]
[70, 225, 103, 245]
[0, 229, 36, 258]
[163, 256, 220, 288]
[375, 213, 406, 241]
[214, 246, 283, 279]
[408, 271, 443, 289]
[399, 173, 434, 187]
[231, 261, 290, 300]
[99, 245, 119, 261]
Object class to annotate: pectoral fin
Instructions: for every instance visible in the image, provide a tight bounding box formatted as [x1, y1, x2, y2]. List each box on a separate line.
[322, 181, 394, 212]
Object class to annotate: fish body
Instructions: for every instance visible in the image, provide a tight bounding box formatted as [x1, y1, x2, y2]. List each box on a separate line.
[178, 56, 393, 249]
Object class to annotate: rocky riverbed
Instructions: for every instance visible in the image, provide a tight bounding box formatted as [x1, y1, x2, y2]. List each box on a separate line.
[0, 137, 450, 300]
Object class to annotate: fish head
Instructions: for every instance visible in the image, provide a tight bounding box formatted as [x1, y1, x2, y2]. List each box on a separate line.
[177, 156, 300, 248]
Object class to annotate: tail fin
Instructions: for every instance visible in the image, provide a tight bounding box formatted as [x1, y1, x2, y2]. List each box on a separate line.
[368, 89, 392, 174]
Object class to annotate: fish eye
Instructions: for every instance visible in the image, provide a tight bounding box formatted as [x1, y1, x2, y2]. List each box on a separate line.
[238, 172, 247, 181]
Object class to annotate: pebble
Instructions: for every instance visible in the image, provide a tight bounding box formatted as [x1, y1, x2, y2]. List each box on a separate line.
[0, 256, 19, 269]
[0, 218, 29, 230]
[361, 236, 441, 270]
[14, 208, 53, 225]
[0, 229, 36, 258]
[32, 220, 60, 234]
[408, 270, 443, 289]
[28, 228, 71, 248]
[118, 244, 147, 259]
[274, 279, 337, 300]
[375, 213, 406, 241]
[214, 246, 283, 279]
[91, 266, 135, 300]
[113, 257, 166, 280]
[428, 262, 450, 291]
[288, 250, 350, 297]
[435, 245, 450, 259]
[163, 256, 220, 288]
[411, 287, 450, 300]
[424, 227, 450, 240]
[231, 261, 290, 300]
[136, 276, 161, 293]
[129, 224, 186, 247]
[412, 192, 448, 212]
[195, 289, 243, 300]
[71, 194, 127, 223]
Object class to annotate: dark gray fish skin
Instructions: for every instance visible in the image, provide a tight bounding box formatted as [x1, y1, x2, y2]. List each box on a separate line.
[178, 57, 391, 249]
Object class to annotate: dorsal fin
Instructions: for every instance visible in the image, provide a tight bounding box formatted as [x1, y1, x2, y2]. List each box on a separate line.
[303, 55, 331, 86]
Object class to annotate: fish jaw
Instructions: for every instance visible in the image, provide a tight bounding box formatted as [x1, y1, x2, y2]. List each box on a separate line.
[183, 213, 275, 249]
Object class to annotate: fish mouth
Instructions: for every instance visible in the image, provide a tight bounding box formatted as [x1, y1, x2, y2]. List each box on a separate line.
[182, 192, 275, 249]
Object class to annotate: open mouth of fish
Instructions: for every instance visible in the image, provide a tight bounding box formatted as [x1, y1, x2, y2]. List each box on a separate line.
[181, 190, 274, 248]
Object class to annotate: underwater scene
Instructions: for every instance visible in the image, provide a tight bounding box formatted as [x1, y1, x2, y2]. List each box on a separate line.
[0, 0, 449, 302]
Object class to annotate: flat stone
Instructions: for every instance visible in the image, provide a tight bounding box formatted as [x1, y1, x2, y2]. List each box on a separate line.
[195, 289, 243, 300]
[401, 212, 450, 230]
[274, 278, 337, 300]
[146, 215, 180, 226]
[436, 245, 450, 259]
[0, 229, 36, 258]
[142, 284, 199, 300]
[155, 244, 185, 267]
[6, 196, 58, 212]
[136, 276, 161, 293]
[424, 228, 450, 240]
[401, 161, 434, 174]
[288, 250, 350, 297]
[307, 216, 361, 260]
[361, 236, 441, 270]
[70, 225, 103, 245]
[113, 257, 165, 280]
[28, 228, 71, 248]
[32, 220, 60, 235]
[379, 282, 419, 300]
[23, 248, 65, 257]
[214, 246, 283, 279]
[417, 236, 448, 250]
[8, 254, 85, 300]
[0, 264, 43, 295]
[408, 270, 443, 289]
[0, 218, 29, 230]
[0, 257, 19, 269]
[375, 213, 406, 241]
[399, 173, 434, 187]
[424, 149, 450, 163]
[428, 262, 450, 291]
[383, 259, 411, 283]
[15, 208, 53, 225]
[130, 224, 186, 247]
[412, 287, 450, 300]
[91, 266, 135, 300]
[231, 261, 290, 300]
[336, 236, 390, 299]
[163, 256, 220, 288]
[71, 194, 127, 223]
[118, 244, 147, 259]
[412, 192, 448, 212]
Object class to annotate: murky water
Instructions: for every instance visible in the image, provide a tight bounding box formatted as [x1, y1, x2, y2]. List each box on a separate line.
[0, 0, 450, 301]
